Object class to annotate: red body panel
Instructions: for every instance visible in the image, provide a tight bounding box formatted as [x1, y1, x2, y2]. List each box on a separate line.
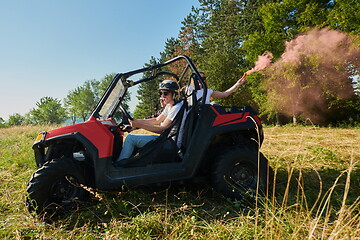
[210, 106, 262, 127]
[210, 106, 248, 127]
[44, 117, 115, 158]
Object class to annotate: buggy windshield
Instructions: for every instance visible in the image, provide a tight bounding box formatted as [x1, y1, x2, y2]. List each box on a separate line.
[98, 79, 126, 120]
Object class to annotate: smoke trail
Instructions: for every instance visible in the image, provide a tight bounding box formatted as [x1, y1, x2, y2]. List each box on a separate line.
[264, 27, 359, 124]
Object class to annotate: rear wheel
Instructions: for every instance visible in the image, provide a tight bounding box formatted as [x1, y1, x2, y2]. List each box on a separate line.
[211, 147, 271, 201]
[26, 157, 90, 218]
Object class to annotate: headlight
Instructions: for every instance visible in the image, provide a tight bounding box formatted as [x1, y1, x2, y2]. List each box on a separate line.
[34, 132, 46, 144]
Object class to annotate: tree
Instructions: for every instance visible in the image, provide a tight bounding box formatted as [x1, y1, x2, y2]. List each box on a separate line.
[28, 97, 67, 124]
[160, 37, 181, 62]
[193, 0, 251, 107]
[8, 113, 25, 126]
[64, 79, 100, 123]
[327, 0, 360, 35]
[243, 0, 332, 61]
[98, 74, 114, 96]
[0, 117, 5, 128]
[133, 57, 162, 119]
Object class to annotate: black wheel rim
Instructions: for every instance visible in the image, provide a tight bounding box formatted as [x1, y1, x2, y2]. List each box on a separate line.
[50, 175, 80, 204]
[229, 163, 257, 188]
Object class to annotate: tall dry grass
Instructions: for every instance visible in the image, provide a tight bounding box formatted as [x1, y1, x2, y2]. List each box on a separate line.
[0, 125, 359, 239]
[260, 126, 360, 239]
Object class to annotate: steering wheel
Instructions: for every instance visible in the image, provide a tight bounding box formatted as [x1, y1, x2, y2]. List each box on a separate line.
[119, 105, 133, 123]
[110, 105, 134, 133]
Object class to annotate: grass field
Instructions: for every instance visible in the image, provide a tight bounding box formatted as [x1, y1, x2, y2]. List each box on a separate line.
[0, 125, 359, 239]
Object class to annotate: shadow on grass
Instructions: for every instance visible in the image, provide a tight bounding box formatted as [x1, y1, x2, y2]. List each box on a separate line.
[45, 166, 359, 229]
[273, 167, 360, 208]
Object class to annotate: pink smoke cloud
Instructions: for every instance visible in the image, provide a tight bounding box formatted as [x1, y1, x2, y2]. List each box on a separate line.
[264, 27, 359, 124]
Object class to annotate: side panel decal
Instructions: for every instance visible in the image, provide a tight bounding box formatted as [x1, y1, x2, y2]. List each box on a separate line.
[210, 106, 254, 127]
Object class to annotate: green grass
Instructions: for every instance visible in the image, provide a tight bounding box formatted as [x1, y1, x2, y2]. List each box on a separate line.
[0, 125, 359, 239]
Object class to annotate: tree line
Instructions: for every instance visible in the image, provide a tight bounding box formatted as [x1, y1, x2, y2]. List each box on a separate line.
[1, 0, 359, 127]
[135, 0, 360, 125]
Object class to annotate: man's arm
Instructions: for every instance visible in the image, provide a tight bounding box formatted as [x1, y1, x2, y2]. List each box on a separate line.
[130, 104, 181, 134]
[132, 114, 165, 126]
[130, 117, 172, 134]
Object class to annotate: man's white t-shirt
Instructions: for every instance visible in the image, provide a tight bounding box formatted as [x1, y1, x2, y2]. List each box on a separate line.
[161, 102, 183, 122]
[160, 102, 185, 147]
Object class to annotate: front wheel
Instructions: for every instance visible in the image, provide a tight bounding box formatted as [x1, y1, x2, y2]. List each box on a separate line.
[26, 157, 90, 218]
[211, 147, 271, 201]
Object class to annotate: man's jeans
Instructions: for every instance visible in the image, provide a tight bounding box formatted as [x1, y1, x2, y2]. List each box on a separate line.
[117, 134, 158, 161]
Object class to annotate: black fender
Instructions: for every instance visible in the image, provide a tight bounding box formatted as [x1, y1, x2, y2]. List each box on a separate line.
[33, 132, 98, 169]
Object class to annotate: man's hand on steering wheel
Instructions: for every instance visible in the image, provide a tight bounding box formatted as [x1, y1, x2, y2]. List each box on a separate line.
[119, 105, 133, 124]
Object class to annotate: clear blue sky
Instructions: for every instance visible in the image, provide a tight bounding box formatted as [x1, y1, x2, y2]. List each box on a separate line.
[0, 0, 199, 120]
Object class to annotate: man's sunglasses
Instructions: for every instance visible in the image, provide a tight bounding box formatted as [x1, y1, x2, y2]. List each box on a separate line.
[159, 91, 170, 96]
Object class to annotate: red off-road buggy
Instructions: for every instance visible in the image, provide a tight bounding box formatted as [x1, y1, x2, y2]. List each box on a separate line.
[27, 55, 272, 218]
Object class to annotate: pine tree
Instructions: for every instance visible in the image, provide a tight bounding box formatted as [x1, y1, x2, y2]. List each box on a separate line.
[133, 57, 161, 119]
[191, 0, 249, 107]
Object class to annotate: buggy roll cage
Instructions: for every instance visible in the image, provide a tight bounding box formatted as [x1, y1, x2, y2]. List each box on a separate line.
[91, 55, 207, 120]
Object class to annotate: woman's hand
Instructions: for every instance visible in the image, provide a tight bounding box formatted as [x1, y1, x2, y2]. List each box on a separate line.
[235, 73, 247, 87]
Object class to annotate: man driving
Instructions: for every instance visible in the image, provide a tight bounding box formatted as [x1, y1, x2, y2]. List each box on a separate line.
[116, 80, 182, 162]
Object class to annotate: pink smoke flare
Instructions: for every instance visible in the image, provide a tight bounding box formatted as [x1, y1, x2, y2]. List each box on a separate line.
[246, 51, 273, 75]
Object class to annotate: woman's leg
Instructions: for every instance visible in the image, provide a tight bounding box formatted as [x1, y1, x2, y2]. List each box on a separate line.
[117, 134, 158, 161]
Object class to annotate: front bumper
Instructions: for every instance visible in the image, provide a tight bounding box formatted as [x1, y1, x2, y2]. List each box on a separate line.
[33, 131, 47, 168]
